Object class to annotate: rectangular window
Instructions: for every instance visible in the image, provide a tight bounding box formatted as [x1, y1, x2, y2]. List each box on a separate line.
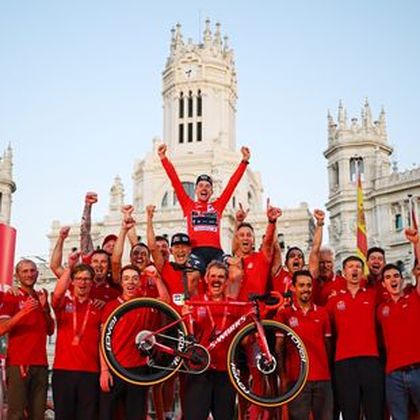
[197, 95, 202, 116]
[178, 124, 184, 144]
[188, 123, 193, 143]
[197, 122, 202, 142]
[188, 97, 193, 118]
[179, 98, 184, 119]
[395, 214, 403, 231]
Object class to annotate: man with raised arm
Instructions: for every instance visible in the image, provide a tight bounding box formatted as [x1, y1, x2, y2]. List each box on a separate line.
[158, 143, 250, 267]
[232, 200, 281, 301]
[0, 259, 54, 420]
[376, 228, 420, 420]
[271, 209, 325, 297]
[51, 253, 102, 420]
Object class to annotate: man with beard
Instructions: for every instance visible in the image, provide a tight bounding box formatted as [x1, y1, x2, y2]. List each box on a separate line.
[158, 143, 250, 268]
[365, 247, 388, 303]
[183, 261, 241, 420]
[233, 200, 282, 301]
[271, 210, 325, 297]
[376, 228, 420, 420]
[0, 259, 54, 420]
[276, 270, 333, 420]
[89, 249, 120, 303]
[327, 256, 384, 420]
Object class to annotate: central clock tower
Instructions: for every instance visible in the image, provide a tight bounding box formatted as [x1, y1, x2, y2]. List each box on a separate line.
[162, 19, 237, 156]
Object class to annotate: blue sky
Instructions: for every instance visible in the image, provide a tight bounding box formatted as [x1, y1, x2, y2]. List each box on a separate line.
[1, 0, 419, 257]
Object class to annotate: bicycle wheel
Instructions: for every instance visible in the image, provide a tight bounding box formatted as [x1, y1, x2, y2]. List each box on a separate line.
[101, 297, 188, 386]
[227, 319, 308, 407]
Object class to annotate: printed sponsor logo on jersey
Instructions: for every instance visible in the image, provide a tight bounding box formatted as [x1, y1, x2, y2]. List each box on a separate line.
[289, 316, 299, 328]
[65, 303, 75, 313]
[172, 293, 185, 306]
[191, 211, 218, 228]
[381, 305, 390, 317]
[247, 262, 254, 269]
[197, 306, 206, 318]
[337, 300, 346, 311]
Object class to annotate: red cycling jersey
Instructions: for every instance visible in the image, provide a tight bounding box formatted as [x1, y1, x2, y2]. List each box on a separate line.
[161, 157, 248, 249]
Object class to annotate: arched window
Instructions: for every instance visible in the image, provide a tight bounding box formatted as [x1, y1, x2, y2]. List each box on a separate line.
[173, 182, 195, 205]
[350, 157, 364, 182]
[161, 192, 169, 208]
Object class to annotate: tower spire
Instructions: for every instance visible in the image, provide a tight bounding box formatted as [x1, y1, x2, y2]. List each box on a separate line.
[214, 22, 222, 51]
[363, 97, 372, 128]
[337, 100, 347, 129]
[203, 18, 212, 46]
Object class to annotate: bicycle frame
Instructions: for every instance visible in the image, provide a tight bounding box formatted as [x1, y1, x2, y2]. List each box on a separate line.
[142, 298, 276, 372]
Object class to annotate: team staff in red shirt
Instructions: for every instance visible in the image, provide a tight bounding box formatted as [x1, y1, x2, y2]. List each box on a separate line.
[276, 270, 333, 420]
[158, 143, 250, 267]
[377, 229, 420, 420]
[99, 264, 169, 420]
[146, 204, 203, 309]
[233, 200, 282, 301]
[0, 259, 54, 420]
[327, 256, 384, 420]
[271, 210, 325, 297]
[51, 253, 103, 420]
[312, 247, 346, 306]
[183, 261, 241, 420]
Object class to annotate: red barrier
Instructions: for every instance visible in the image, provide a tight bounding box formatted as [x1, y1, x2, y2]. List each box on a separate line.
[0, 223, 16, 286]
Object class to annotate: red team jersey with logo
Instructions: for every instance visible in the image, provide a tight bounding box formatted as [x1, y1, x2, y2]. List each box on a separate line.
[327, 288, 378, 361]
[277, 304, 331, 381]
[271, 267, 293, 296]
[237, 251, 270, 301]
[53, 294, 102, 372]
[0, 288, 49, 366]
[161, 157, 248, 249]
[377, 290, 420, 373]
[89, 281, 120, 303]
[190, 294, 244, 371]
[161, 261, 189, 313]
[312, 274, 346, 306]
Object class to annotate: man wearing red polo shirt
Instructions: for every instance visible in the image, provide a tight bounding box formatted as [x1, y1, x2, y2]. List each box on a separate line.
[377, 228, 420, 420]
[52, 255, 102, 420]
[0, 259, 54, 420]
[234, 201, 282, 301]
[277, 270, 333, 420]
[158, 143, 250, 267]
[327, 256, 384, 420]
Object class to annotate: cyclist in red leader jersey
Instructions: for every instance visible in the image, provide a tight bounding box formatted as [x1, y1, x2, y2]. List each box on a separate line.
[158, 143, 251, 268]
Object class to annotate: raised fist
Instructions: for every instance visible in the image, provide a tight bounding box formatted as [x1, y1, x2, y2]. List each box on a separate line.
[313, 209, 325, 225]
[405, 228, 419, 244]
[121, 205, 134, 217]
[241, 146, 251, 162]
[59, 226, 71, 240]
[146, 205, 156, 219]
[68, 250, 81, 268]
[85, 192, 98, 205]
[157, 144, 167, 159]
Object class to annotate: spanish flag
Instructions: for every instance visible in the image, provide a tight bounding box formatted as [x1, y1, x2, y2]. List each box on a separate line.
[356, 174, 368, 270]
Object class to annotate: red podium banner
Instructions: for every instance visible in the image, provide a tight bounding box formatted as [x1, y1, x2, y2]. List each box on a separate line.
[0, 223, 16, 286]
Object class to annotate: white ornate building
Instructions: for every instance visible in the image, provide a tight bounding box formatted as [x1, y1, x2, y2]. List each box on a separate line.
[48, 20, 314, 260]
[325, 100, 420, 272]
[0, 145, 16, 225]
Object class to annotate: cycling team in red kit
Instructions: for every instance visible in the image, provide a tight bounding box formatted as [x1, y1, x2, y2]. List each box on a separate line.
[0, 144, 419, 420]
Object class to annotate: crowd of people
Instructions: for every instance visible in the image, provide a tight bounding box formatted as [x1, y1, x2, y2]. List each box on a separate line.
[0, 144, 419, 420]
